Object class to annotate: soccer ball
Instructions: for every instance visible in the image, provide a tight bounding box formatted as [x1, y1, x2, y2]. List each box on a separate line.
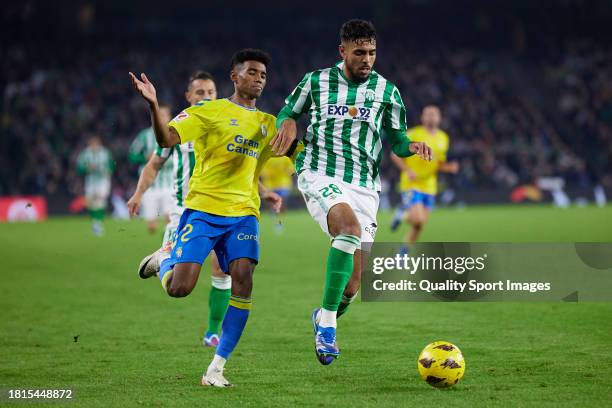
[417, 341, 465, 388]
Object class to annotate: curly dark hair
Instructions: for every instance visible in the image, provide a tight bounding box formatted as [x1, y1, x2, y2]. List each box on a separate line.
[340, 19, 377, 43]
[230, 48, 271, 69]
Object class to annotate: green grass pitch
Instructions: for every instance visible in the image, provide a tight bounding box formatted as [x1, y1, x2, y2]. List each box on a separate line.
[1, 205, 611, 407]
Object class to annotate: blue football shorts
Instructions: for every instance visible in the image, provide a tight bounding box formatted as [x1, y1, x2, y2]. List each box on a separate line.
[164, 208, 259, 274]
[400, 190, 435, 211]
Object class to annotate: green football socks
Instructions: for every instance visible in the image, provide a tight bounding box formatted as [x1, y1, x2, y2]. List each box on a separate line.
[321, 234, 361, 312]
[208, 276, 231, 335]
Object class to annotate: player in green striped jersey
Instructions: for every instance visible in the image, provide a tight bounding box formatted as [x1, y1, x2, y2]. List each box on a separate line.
[273, 19, 432, 364]
[127, 71, 231, 348]
[128, 103, 175, 234]
[76, 136, 114, 236]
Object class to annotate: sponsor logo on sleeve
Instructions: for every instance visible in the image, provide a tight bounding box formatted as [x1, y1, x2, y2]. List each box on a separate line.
[173, 111, 189, 122]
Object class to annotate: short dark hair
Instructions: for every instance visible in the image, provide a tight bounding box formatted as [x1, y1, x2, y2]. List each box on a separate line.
[189, 70, 214, 83]
[230, 48, 271, 70]
[340, 19, 377, 43]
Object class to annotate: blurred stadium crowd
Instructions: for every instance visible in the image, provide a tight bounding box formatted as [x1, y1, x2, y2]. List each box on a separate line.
[1, 0, 610, 205]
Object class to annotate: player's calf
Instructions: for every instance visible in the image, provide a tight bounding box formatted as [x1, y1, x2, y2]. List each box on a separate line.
[337, 277, 360, 319]
[204, 259, 256, 386]
[204, 267, 231, 347]
[338, 268, 361, 318]
[343, 278, 360, 299]
[337, 248, 367, 318]
[319, 203, 362, 327]
[226, 258, 254, 298]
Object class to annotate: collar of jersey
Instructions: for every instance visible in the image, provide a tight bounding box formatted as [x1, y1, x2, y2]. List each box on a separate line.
[225, 98, 257, 112]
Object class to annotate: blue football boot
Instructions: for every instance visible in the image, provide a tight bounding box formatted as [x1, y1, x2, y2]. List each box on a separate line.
[311, 308, 335, 365]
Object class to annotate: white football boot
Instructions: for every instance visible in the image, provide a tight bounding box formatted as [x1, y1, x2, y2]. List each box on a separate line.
[137, 243, 171, 279]
[201, 366, 232, 387]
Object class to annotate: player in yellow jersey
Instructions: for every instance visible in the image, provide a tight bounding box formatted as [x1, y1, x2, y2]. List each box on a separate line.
[260, 156, 295, 232]
[129, 49, 297, 387]
[390, 106, 459, 249]
[127, 71, 236, 349]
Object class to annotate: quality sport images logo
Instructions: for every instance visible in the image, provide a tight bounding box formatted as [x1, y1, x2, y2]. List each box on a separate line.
[327, 104, 372, 121]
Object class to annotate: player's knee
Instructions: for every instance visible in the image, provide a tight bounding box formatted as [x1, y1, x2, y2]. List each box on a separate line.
[328, 204, 361, 237]
[228, 260, 255, 296]
[231, 271, 252, 291]
[402, 211, 411, 223]
[334, 221, 361, 238]
[211, 262, 225, 277]
[346, 225, 362, 238]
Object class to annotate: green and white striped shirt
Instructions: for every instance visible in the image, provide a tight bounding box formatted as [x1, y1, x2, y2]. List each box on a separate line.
[76, 146, 113, 187]
[155, 142, 195, 208]
[284, 62, 407, 191]
[129, 127, 174, 190]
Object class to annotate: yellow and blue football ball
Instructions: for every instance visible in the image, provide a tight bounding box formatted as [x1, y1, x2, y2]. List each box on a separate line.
[417, 341, 466, 388]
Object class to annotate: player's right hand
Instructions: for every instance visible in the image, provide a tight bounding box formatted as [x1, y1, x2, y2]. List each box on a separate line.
[129, 72, 157, 107]
[446, 161, 460, 174]
[409, 142, 433, 162]
[127, 194, 142, 218]
[270, 118, 297, 155]
[263, 190, 283, 214]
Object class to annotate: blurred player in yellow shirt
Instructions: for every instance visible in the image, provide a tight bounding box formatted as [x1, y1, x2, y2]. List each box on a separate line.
[260, 156, 295, 232]
[260, 156, 294, 199]
[390, 106, 459, 250]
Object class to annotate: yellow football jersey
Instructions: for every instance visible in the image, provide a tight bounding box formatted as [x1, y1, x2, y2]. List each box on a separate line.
[260, 156, 295, 190]
[399, 125, 449, 195]
[169, 98, 277, 218]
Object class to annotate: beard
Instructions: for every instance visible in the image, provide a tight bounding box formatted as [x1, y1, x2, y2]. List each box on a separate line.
[347, 65, 371, 83]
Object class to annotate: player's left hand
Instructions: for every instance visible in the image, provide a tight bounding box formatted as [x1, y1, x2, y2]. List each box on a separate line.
[409, 142, 433, 161]
[263, 191, 283, 213]
[129, 72, 157, 107]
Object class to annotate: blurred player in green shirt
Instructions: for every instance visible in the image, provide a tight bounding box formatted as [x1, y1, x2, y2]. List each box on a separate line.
[76, 136, 114, 236]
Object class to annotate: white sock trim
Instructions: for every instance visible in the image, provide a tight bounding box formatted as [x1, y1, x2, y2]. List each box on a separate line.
[210, 354, 227, 371]
[211, 275, 231, 290]
[332, 234, 360, 254]
[319, 308, 337, 328]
